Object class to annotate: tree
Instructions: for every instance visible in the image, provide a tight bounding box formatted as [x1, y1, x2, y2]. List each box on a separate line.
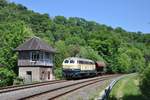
[140, 64, 150, 99]
[0, 0, 7, 8]
[79, 46, 104, 61]
[0, 21, 33, 79]
[54, 40, 69, 79]
[0, 0, 149, 81]
[68, 45, 80, 57]
[53, 16, 67, 25]
[65, 35, 86, 46]
[0, 68, 16, 87]
[116, 45, 145, 73]
[117, 51, 131, 73]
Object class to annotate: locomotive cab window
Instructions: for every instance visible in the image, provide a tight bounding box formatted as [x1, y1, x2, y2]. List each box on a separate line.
[70, 60, 74, 63]
[64, 60, 69, 63]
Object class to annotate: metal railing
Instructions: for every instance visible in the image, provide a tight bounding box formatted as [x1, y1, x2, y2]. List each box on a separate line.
[96, 75, 124, 100]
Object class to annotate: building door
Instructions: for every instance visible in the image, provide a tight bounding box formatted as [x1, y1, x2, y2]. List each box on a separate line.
[26, 71, 32, 83]
[48, 71, 50, 80]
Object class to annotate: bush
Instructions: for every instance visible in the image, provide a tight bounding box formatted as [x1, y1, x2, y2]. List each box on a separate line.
[13, 77, 24, 85]
[139, 64, 150, 99]
[0, 68, 16, 87]
[54, 67, 63, 79]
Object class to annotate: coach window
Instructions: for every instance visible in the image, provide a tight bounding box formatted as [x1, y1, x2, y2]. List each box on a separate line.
[70, 60, 74, 63]
[90, 62, 93, 64]
[84, 61, 88, 64]
[79, 60, 83, 64]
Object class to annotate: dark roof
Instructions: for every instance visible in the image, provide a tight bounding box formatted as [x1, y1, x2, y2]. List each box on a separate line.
[14, 37, 56, 53]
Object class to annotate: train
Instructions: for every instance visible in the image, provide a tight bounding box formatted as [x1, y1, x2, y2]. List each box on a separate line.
[62, 57, 106, 79]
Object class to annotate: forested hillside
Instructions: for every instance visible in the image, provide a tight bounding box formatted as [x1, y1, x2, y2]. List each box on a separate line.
[0, 0, 149, 86]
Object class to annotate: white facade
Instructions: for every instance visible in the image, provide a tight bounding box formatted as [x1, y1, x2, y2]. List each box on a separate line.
[15, 37, 56, 83]
[19, 67, 54, 83]
[18, 51, 55, 83]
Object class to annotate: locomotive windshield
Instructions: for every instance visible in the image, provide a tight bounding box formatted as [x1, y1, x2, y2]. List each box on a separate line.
[64, 60, 69, 63]
[70, 60, 75, 63]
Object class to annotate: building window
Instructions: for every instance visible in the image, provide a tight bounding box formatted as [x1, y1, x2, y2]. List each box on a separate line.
[45, 52, 50, 59]
[30, 51, 52, 63]
[39, 52, 44, 61]
[26, 71, 32, 75]
[31, 51, 40, 61]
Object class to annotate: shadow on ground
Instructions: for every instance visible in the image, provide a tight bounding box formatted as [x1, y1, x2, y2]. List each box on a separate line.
[109, 94, 147, 100]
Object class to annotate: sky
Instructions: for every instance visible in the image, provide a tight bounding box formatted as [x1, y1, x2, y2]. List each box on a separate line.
[9, 0, 150, 33]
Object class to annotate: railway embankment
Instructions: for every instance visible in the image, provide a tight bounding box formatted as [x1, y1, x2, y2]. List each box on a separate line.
[108, 73, 146, 100]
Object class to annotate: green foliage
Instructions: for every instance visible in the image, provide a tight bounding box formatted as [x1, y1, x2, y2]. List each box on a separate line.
[116, 45, 145, 73]
[140, 64, 150, 99]
[54, 67, 63, 79]
[13, 77, 24, 85]
[54, 16, 67, 25]
[79, 46, 104, 61]
[68, 45, 80, 57]
[117, 52, 131, 73]
[0, 0, 7, 8]
[0, 68, 16, 87]
[54, 40, 69, 68]
[0, 0, 149, 82]
[109, 74, 146, 100]
[0, 21, 33, 73]
[65, 35, 86, 45]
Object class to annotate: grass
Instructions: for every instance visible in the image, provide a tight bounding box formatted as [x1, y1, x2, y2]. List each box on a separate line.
[109, 74, 146, 100]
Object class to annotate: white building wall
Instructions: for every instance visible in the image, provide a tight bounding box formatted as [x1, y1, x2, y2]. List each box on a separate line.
[19, 67, 40, 82]
[19, 67, 54, 83]
[39, 67, 54, 80]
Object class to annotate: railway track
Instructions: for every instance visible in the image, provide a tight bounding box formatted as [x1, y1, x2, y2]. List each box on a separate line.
[0, 80, 67, 94]
[0, 74, 121, 100]
[22, 75, 120, 100]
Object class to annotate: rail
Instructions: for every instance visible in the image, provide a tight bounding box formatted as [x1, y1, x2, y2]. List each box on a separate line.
[0, 75, 121, 100]
[21, 75, 120, 100]
[0, 80, 67, 94]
